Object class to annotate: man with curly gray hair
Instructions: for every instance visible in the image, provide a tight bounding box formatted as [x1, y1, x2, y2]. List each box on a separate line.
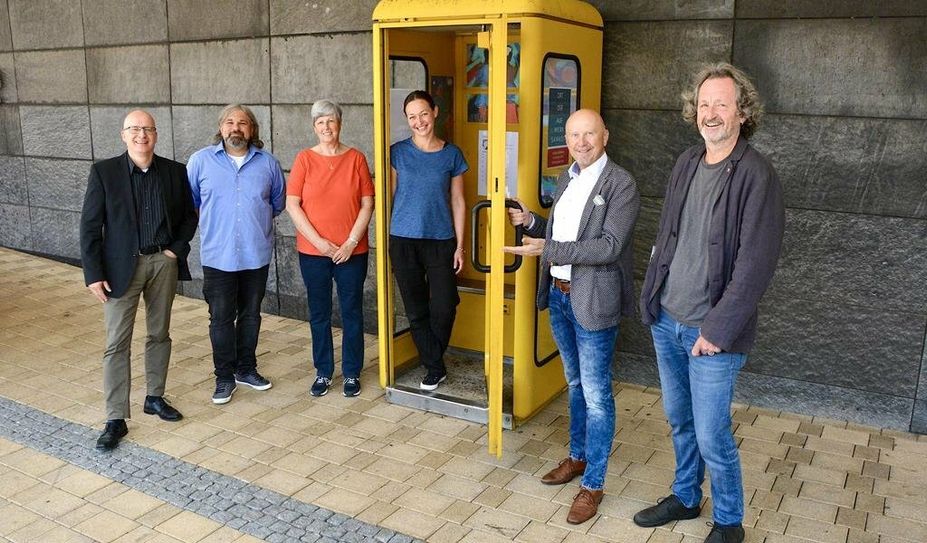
[635, 63, 785, 543]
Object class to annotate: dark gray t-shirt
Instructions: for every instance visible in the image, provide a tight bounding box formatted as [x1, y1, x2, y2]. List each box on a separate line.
[660, 158, 728, 326]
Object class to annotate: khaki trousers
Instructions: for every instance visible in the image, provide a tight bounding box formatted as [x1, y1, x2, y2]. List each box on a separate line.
[102, 252, 178, 420]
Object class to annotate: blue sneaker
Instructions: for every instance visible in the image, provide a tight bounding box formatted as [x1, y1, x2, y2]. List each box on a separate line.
[343, 377, 361, 397]
[310, 376, 331, 397]
[235, 370, 272, 391]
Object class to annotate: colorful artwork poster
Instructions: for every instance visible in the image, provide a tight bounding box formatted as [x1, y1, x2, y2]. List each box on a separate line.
[540, 176, 558, 207]
[544, 57, 578, 89]
[547, 87, 571, 149]
[506, 94, 519, 124]
[468, 94, 488, 123]
[466, 45, 488, 88]
[506, 43, 520, 89]
[431, 75, 454, 140]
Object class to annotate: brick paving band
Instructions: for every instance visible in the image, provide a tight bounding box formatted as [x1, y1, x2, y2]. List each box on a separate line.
[0, 396, 420, 543]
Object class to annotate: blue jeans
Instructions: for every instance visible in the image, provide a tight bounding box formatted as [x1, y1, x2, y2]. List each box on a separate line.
[651, 309, 747, 526]
[548, 286, 618, 491]
[298, 252, 368, 379]
[202, 265, 269, 381]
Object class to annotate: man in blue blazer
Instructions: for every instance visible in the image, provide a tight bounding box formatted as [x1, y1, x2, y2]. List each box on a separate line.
[506, 109, 640, 524]
[80, 110, 197, 450]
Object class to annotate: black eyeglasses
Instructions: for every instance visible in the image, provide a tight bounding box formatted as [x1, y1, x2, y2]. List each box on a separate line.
[123, 126, 157, 135]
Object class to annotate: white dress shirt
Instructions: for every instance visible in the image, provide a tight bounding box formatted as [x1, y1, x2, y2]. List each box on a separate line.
[549, 153, 608, 280]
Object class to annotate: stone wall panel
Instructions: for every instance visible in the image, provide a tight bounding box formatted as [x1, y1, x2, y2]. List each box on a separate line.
[734, 19, 927, 118]
[9, 0, 83, 50]
[603, 21, 732, 110]
[271, 34, 372, 104]
[30, 207, 80, 259]
[14, 50, 87, 103]
[0, 53, 17, 102]
[0, 106, 22, 155]
[167, 0, 267, 41]
[0, 203, 30, 250]
[0, 2, 12, 51]
[588, 0, 733, 21]
[271, 104, 373, 174]
[736, 1, 927, 18]
[25, 158, 91, 213]
[82, 0, 168, 46]
[0, 156, 26, 205]
[90, 106, 174, 161]
[87, 46, 170, 104]
[752, 115, 927, 219]
[170, 39, 270, 105]
[270, 0, 378, 34]
[21, 106, 91, 159]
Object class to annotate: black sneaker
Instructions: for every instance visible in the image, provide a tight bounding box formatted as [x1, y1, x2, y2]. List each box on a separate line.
[310, 376, 331, 397]
[235, 370, 272, 391]
[212, 380, 237, 405]
[633, 495, 701, 527]
[420, 371, 447, 391]
[704, 523, 744, 543]
[343, 377, 361, 397]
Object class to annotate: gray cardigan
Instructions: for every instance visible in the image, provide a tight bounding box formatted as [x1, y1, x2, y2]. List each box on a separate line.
[525, 158, 640, 331]
[639, 137, 784, 353]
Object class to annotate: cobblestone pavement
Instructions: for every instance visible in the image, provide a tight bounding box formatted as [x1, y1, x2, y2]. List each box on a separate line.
[0, 396, 415, 543]
[1, 247, 926, 543]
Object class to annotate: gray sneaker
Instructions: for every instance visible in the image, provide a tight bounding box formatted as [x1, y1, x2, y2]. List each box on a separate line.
[343, 377, 361, 397]
[235, 370, 272, 391]
[212, 381, 236, 405]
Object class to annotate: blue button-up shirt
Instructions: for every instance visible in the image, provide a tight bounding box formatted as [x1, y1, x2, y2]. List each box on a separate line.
[187, 142, 286, 272]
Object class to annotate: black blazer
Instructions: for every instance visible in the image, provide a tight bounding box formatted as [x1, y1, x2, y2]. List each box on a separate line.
[80, 152, 198, 298]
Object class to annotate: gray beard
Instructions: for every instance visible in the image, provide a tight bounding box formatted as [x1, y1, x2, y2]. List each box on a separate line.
[225, 135, 248, 149]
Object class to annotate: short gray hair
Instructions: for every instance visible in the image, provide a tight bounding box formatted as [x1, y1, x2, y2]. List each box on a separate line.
[310, 100, 343, 123]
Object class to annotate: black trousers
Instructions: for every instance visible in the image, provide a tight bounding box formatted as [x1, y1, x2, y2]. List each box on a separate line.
[389, 236, 459, 374]
[202, 265, 269, 381]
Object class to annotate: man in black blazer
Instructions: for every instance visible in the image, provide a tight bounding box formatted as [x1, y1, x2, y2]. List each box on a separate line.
[80, 110, 197, 450]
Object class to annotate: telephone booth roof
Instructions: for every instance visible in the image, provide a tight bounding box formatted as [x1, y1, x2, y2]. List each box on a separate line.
[372, 0, 603, 28]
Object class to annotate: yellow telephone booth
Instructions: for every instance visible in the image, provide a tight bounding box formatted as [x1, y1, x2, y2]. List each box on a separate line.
[372, 0, 603, 455]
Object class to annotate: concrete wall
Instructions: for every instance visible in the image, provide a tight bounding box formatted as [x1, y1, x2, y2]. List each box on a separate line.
[0, 1, 924, 432]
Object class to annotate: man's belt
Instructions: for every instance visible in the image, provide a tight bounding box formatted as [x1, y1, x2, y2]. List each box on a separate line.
[553, 278, 571, 294]
[139, 244, 166, 255]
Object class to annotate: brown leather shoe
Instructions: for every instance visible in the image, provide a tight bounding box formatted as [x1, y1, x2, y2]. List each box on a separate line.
[567, 487, 604, 524]
[540, 457, 586, 485]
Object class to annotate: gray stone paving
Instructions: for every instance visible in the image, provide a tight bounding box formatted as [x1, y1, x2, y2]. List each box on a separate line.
[0, 396, 419, 543]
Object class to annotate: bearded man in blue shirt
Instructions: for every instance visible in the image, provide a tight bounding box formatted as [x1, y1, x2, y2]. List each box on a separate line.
[187, 104, 286, 405]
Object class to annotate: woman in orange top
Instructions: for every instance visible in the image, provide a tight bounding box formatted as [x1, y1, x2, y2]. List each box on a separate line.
[286, 100, 374, 398]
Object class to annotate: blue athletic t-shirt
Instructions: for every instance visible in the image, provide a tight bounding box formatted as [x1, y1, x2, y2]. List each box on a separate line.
[390, 138, 469, 239]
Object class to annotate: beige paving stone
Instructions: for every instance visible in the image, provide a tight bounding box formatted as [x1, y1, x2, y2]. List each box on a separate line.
[785, 515, 849, 543]
[74, 510, 140, 542]
[53, 469, 114, 499]
[316, 487, 377, 516]
[866, 513, 927, 542]
[597, 494, 651, 519]
[804, 435, 856, 457]
[785, 446, 814, 466]
[427, 473, 487, 502]
[0, 469, 40, 498]
[441, 499, 481, 524]
[193, 526, 246, 543]
[822, 425, 871, 446]
[766, 458, 797, 477]
[624, 463, 674, 487]
[429, 522, 472, 543]
[847, 528, 880, 543]
[884, 496, 927, 523]
[58, 502, 105, 528]
[382, 506, 446, 540]
[291, 481, 332, 504]
[861, 460, 890, 480]
[252, 469, 312, 496]
[154, 510, 221, 543]
[149, 435, 203, 458]
[845, 473, 875, 493]
[779, 495, 838, 523]
[755, 509, 789, 534]
[8, 516, 58, 541]
[620, 479, 668, 503]
[836, 506, 867, 530]
[0, 502, 42, 534]
[793, 463, 846, 487]
[751, 489, 784, 511]
[799, 480, 856, 508]
[498, 491, 560, 522]
[465, 506, 532, 539]
[268, 451, 326, 478]
[853, 445, 880, 462]
[1, 447, 66, 477]
[504, 473, 561, 500]
[21, 487, 86, 519]
[868, 435, 895, 450]
[363, 456, 421, 483]
[474, 485, 513, 508]
[135, 503, 182, 529]
[587, 515, 652, 543]
[194, 450, 255, 475]
[355, 499, 399, 525]
[307, 440, 360, 465]
[392, 486, 457, 516]
[233, 463, 273, 483]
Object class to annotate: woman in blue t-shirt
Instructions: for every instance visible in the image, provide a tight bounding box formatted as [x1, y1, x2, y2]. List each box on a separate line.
[389, 90, 469, 392]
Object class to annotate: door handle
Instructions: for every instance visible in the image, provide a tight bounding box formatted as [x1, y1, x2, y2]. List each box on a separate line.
[470, 199, 524, 273]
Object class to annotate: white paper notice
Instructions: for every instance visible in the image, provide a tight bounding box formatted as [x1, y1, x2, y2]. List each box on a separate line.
[477, 130, 518, 197]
